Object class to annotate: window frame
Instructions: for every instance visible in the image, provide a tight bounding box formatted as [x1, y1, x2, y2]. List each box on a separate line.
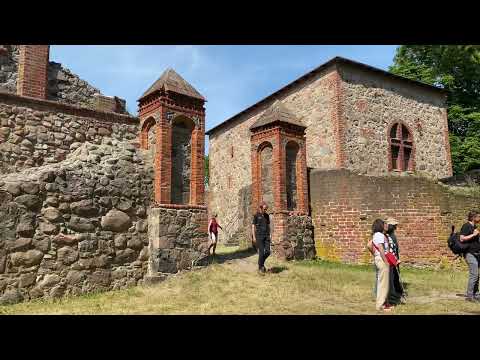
[387, 122, 415, 173]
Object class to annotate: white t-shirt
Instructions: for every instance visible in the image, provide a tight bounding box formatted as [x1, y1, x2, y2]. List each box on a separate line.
[372, 232, 386, 256]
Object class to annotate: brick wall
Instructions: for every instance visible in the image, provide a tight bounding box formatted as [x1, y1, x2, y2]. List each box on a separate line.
[310, 169, 478, 267]
[17, 46, 49, 99]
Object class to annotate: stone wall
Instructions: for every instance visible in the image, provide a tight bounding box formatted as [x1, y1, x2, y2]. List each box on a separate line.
[0, 92, 138, 174]
[310, 169, 477, 268]
[338, 64, 451, 179]
[0, 45, 127, 113]
[208, 66, 337, 243]
[272, 213, 315, 260]
[148, 207, 209, 274]
[0, 140, 154, 304]
[0, 45, 19, 94]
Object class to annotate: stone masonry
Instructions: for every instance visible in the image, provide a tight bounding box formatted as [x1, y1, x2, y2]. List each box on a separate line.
[0, 140, 154, 304]
[207, 56, 453, 267]
[0, 91, 137, 175]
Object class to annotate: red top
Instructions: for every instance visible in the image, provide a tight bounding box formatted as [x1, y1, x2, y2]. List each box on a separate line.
[209, 219, 221, 234]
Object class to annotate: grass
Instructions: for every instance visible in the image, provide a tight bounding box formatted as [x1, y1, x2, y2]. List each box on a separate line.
[0, 245, 478, 315]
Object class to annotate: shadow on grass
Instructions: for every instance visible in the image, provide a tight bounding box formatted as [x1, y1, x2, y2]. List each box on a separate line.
[268, 266, 288, 274]
[212, 247, 257, 264]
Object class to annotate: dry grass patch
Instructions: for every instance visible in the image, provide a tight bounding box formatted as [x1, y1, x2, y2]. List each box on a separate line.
[0, 245, 478, 314]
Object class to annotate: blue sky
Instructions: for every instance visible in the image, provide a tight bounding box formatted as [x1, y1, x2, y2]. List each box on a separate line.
[50, 45, 398, 149]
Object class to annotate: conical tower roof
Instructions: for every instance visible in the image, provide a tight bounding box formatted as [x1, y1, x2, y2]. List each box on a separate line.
[140, 68, 205, 101]
[250, 100, 305, 131]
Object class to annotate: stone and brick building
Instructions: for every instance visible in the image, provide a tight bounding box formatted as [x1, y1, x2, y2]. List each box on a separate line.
[0, 45, 208, 304]
[0, 45, 478, 306]
[206, 56, 471, 267]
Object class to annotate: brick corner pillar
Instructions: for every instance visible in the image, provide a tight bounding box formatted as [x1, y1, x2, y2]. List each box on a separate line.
[250, 140, 261, 214]
[297, 140, 309, 215]
[274, 129, 286, 213]
[17, 45, 50, 99]
[190, 118, 206, 205]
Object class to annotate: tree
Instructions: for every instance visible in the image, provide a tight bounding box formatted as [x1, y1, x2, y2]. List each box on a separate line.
[389, 45, 480, 174]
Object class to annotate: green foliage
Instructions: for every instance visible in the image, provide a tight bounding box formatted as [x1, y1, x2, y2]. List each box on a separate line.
[204, 155, 209, 186]
[389, 46, 480, 175]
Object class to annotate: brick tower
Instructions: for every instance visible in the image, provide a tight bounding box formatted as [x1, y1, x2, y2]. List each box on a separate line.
[138, 69, 209, 277]
[250, 101, 315, 260]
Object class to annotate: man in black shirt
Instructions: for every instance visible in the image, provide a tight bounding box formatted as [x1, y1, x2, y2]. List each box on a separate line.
[252, 202, 271, 274]
[460, 210, 480, 302]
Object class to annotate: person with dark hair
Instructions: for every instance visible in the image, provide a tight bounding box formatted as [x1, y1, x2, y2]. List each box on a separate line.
[460, 210, 480, 302]
[368, 218, 393, 312]
[252, 201, 271, 275]
[207, 214, 223, 257]
[385, 218, 405, 304]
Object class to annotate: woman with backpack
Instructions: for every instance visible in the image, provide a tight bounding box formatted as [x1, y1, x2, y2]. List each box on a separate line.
[368, 219, 395, 312]
[460, 210, 480, 302]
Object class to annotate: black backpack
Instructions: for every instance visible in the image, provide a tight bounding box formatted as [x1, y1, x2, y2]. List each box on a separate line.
[448, 225, 470, 255]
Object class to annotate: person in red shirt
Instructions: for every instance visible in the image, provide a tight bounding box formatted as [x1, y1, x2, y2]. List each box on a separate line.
[208, 214, 223, 257]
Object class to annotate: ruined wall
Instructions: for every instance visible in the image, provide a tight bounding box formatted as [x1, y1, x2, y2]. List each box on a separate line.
[310, 169, 477, 268]
[0, 92, 137, 174]
[0, 141, 154, 305]
[148, 207, 209, 274]
[208, 66, 337, 243]
[0, 45, 127, 113]
[338, 64, 451, 179]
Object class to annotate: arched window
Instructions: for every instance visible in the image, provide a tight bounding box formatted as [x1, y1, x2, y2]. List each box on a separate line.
[140, 117, 156, 150]
[285, 141, 299, 211]
[171, 115, 195, 205]
[389, 123, 414, 172]
[259, 142, 274, 207]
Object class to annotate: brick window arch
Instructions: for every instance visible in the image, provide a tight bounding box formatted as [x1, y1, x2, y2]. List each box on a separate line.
[388, 122, 414, 172]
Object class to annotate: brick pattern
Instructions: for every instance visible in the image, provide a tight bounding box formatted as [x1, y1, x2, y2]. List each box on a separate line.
[139, 89, 205, 207]
[250, 123, 309, 257]
[16, 45, 49, 99]
[310, 169, 477, 267]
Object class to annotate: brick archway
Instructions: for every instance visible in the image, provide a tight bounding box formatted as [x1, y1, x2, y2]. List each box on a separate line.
[140, 116, 156, 150]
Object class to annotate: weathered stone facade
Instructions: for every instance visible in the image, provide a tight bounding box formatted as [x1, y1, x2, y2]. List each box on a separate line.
[207, 57, 452, 266]
[0, 46, 210, 305]
[0, 92, 137, 174]
[148, 207, 209, 274]
[0, 141, 154, 304]
[208, 66, 337, 244]
[338, 64, 451, 179]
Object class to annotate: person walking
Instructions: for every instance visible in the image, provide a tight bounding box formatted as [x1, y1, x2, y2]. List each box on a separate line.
[460, 210, 480, 302]
[252, 202, 271, 275]
[207, 214, 223, 257]
[368, 219, 393, 312]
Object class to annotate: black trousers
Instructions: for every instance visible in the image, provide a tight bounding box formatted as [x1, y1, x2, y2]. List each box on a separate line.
[256, 234, 271, 269]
